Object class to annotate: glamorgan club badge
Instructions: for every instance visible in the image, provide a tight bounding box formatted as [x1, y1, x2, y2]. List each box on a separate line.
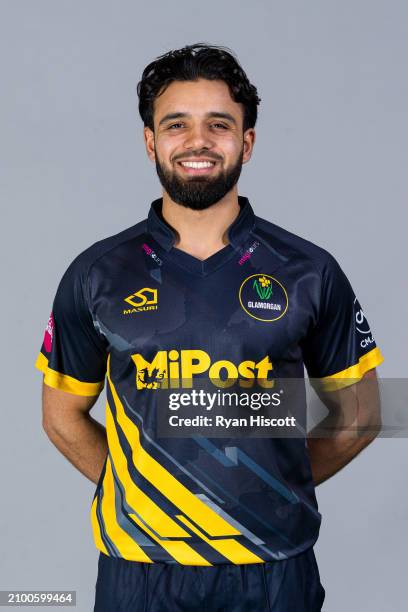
[239, 274, 288, 322]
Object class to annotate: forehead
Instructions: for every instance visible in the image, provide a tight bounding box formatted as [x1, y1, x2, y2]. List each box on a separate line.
[153, 78, 243, 122]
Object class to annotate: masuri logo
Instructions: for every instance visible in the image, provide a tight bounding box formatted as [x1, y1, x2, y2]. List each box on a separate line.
[123, 288, 158, 315]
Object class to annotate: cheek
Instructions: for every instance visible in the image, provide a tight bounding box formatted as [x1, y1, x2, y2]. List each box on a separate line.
[156, 139, 180, 163]
[221, 133, 242, 152]
[224, 142, 244, 163]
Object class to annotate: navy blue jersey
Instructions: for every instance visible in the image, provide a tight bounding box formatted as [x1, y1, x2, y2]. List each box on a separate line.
[35, 196, 384, 565]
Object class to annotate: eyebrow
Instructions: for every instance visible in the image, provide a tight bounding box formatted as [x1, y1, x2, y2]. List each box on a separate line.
[158, 111, 238, 127]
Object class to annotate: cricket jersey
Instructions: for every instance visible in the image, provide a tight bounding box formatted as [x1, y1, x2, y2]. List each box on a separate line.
[35, 195, 384, 565]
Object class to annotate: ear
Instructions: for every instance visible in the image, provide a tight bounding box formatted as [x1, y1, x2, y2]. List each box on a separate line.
[144, 126, 156, 162]
[242, 128, 256, 164]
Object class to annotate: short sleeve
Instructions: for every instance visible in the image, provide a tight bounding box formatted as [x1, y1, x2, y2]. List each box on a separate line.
[300, 252, 384, 391]
[35, 255, 108, 396]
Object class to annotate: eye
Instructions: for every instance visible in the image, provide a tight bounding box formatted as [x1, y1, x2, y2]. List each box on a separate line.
[168, 123, 184, 129]
[211, 123, 228, 129]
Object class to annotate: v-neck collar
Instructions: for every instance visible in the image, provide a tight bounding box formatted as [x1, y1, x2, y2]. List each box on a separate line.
[146, 195, 256, 277]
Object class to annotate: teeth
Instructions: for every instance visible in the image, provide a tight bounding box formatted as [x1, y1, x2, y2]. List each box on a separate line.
[180, 161, 215, 169]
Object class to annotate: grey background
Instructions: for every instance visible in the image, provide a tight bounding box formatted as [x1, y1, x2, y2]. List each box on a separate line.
[1, 1, 406, 610]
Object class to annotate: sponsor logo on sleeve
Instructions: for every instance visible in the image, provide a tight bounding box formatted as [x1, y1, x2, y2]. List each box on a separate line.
[353, 296, 374, 348]
[43, 311, 54, 353]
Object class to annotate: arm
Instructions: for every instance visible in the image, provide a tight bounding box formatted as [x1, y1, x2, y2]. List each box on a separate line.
[42, 382, 108, 485]
[306, 368, 382, 486]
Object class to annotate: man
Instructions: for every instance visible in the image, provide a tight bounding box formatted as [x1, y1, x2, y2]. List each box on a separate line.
[35, 43, 384, 611]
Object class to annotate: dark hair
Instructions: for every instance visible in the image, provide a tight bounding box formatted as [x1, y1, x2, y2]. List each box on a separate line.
[137, 42, 261, 132]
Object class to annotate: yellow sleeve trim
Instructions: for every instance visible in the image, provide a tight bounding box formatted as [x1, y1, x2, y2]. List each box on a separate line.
[314, 346, 384, 392]
[35, 352, 105, 397]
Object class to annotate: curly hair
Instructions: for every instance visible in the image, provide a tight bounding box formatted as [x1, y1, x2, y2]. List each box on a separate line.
[137, 42, 261, 133]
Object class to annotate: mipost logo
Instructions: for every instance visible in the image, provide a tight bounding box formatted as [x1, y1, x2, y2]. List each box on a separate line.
[131, 349, 274, 390]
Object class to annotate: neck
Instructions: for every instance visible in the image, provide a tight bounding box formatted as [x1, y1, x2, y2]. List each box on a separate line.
[161, 188, 240, 260]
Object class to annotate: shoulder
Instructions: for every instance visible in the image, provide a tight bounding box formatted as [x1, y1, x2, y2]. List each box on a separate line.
[60, 218, 147, 282]
[252, 214, 340, 279]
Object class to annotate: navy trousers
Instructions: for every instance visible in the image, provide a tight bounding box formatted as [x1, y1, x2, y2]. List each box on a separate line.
[94, 547, 325, 611]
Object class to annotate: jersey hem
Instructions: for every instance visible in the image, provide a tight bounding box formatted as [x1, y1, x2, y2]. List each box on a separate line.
[35, 352, 105, 396]
[91, 537, 320, 565]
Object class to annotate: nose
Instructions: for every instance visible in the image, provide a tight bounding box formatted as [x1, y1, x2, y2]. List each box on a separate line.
[183, 123, 214, 151]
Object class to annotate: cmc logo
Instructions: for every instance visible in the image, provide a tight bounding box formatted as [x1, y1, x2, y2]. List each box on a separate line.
[131, 349, 274, 390]
[123, 288, 158, 315]
[353, 296, 374, 349]
[360, 336, 375, 348]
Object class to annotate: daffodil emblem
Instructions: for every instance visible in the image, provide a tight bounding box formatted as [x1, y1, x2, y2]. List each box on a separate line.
[253, 275, 273, 300]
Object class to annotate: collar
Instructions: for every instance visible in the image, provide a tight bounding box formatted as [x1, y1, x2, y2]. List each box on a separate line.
[146, 195, 256, 253]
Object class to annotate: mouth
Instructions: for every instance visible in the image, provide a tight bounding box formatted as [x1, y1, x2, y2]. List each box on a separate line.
[176, 160, 218, 175]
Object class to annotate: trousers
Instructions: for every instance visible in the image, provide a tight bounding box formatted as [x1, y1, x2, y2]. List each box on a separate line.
[94, 546, 325, 611]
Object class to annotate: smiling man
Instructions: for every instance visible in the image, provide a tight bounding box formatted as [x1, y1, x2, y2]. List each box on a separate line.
[35, 43, 384, 611]
[145, 73, 254, 261]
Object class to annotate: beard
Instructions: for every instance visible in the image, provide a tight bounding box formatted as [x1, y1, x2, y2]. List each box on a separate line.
[154, 145, 244, 211]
